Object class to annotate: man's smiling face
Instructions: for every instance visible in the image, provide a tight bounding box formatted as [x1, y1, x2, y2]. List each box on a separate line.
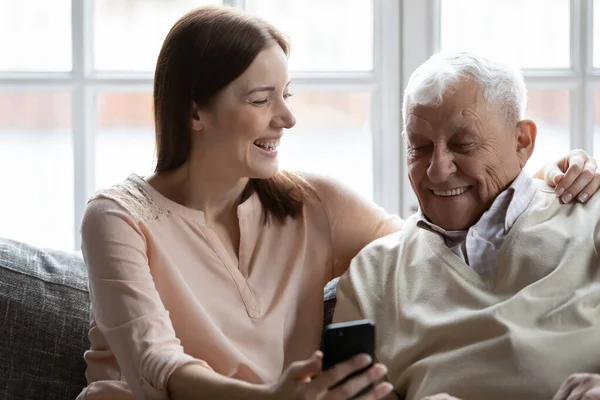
[404, 78, 526, 230]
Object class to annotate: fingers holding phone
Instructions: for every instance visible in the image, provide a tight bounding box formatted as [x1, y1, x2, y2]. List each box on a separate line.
[320, 359, 394, 399]
[320, 320, 393, 399]
[313, 353, 393, 399]
[271, 351, 392, 400]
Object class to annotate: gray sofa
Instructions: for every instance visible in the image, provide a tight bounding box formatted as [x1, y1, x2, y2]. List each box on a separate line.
[0, 238, 90, 400]
[0, 238, 338, 400]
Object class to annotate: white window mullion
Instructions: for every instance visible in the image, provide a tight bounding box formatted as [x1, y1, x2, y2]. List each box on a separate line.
[431, 0, 441, 53]
[584, 0, 596, 153]
[524, 77, 578, 90]
[0, 73, 72, 85]
[72, 0, 95, 250]
[570, 0, 591, 151]
[289, 72, 377, 89]
[372, 0, 402, 215]
[400, 0, 438, 217]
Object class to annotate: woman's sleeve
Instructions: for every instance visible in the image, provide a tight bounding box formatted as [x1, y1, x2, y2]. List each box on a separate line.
[305, 173, 404, 278]
[81, 198, 212, 400]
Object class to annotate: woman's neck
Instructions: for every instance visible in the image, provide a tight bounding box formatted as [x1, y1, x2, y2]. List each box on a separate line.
[147, 163, 249, 221]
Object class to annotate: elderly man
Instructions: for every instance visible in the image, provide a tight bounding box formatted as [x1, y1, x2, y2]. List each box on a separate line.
[333, 51, 600, 400]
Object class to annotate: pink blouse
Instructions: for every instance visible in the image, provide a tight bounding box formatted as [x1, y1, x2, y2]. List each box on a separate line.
[77, 173, 403, 399]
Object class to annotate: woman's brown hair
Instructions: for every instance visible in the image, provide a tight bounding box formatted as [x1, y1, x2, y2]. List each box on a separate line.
[153, 6, 314, 223]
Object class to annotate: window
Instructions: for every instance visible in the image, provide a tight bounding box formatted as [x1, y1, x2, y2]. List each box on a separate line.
[0, 0, 400, 251]
[440, 0, 571, 69]
[401, 0, 599, 215]
[0, 1, 72, 71]
[0, 92, 74, 250]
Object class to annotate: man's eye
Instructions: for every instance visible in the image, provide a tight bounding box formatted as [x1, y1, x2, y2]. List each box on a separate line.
[411, 145, 431, 151]
[408, 145, 432, 158]
[452, 142, 474, 151]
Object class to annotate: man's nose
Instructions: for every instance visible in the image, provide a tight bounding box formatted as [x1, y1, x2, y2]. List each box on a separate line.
[427, 147, 457, 184]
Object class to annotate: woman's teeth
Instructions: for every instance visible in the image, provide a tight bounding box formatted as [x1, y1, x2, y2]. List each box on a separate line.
[254, 139, 280, 151]
[433, 186, 469, 197]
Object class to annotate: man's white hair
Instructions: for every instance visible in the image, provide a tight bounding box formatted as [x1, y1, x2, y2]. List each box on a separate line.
[402, 51, 527, 127]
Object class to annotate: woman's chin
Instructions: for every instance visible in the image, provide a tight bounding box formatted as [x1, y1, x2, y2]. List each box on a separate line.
[248, 164, 280, 180]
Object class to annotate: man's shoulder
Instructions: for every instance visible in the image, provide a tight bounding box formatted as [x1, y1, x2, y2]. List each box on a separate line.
[531, 178, 556, 197]
[348, 223, 418, 283]
[520, 180, 600, 239]
[346, 231, 401, 279]
[361, 230, 404, 253]
[529, 178, 600, 212]
[358, 214, 422, 254]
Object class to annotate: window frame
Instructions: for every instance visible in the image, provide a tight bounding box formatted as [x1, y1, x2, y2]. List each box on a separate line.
[0, 0, 402, 250]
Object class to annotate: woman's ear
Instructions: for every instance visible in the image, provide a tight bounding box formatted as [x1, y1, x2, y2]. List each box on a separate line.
[516, 119, 537, 168]
[190, 102, 204, 132]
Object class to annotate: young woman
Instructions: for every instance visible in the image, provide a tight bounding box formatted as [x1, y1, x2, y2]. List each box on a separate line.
[78, 6, 600, 400]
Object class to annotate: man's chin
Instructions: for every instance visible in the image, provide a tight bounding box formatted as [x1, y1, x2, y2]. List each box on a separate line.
[428, 213, 475, 231]
[423, 192, 480, 230]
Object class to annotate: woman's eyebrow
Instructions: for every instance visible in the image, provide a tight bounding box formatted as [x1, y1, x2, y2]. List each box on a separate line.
[246, 86, 275, 95]
[246, 81, 291, 95]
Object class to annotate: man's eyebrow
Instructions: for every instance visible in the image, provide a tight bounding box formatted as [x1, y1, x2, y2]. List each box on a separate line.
[246, 81, 291, 95]
[405, 131, 429, 140]
[451, 125, 475, 137]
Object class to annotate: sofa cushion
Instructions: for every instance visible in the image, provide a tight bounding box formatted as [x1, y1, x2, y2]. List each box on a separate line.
[323, 277, 339, 327]
[0, 238, 90, 400]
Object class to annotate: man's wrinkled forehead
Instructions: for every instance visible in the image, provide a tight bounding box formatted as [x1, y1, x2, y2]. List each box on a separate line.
[405, 110, 434, 134]
[405, 103, 475, 131]
[405, 83, 490, 130]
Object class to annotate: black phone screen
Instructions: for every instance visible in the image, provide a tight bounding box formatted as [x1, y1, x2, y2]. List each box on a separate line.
[321, 319, 376, 398]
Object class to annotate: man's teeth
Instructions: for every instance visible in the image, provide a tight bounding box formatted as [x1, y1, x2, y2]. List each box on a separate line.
[433, 186, 469, 197]
[254, 139, 280, 151]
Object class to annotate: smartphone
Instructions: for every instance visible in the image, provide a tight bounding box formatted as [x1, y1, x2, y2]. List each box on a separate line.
[321, 319, 376, 398]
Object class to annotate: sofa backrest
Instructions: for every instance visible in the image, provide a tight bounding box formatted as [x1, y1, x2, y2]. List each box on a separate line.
[0, 238, 90, 400]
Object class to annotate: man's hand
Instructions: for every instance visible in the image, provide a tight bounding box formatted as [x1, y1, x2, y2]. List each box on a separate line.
[421, 394, 462, 400]
[542, 149, 600, 203]
[553, 373, 600, 400]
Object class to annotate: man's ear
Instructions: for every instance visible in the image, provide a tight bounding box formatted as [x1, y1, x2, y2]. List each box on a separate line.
[516, 119, 537, 167]
[190, 102, 204, 132]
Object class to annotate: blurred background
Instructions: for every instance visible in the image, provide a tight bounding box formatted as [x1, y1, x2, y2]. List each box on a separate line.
[0, 0, 598, 251]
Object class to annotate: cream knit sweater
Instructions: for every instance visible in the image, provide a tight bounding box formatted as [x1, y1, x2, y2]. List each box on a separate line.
[334, 181, 600, 400]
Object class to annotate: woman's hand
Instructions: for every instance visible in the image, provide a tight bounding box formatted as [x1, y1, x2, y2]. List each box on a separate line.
[540, 149, 600, 203]
[553, 373, 600, 400]
[267, 351, 394, 400]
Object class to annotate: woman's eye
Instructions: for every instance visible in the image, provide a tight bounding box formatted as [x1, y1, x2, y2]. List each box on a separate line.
[251, 99, 269, 105]
[283, 92, 294, 100]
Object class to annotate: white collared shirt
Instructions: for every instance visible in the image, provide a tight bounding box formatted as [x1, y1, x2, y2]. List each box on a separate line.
[416, 170, 537, 279]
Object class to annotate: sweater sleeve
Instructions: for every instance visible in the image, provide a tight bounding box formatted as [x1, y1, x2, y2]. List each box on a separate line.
[332, 264, 367, 324]
[332, 230, 403, 325]
[81, 198, 212, 400]
[305, 173, 404, 279]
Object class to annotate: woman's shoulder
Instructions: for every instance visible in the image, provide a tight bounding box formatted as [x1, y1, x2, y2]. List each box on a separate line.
[294, 169, 404, 222]
[294, 171, 357, 202]
[86, 174, 171, 225]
